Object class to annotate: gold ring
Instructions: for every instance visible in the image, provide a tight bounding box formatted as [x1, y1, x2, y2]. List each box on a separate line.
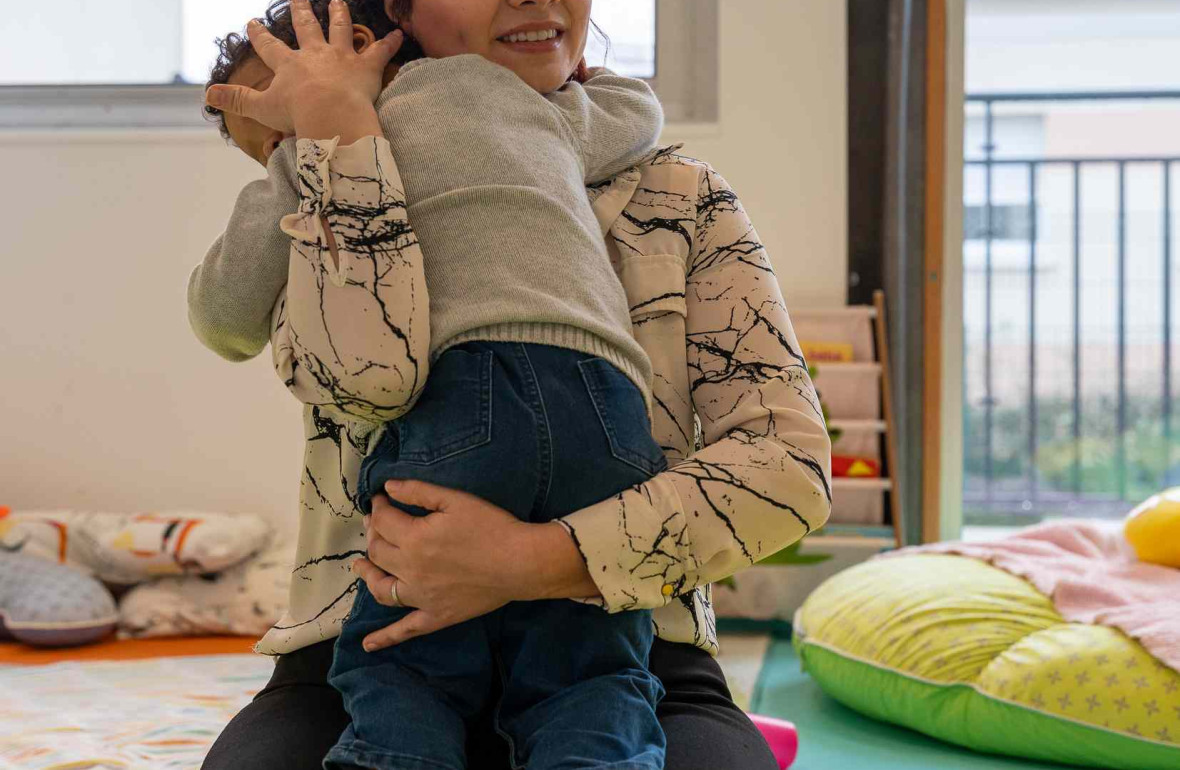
[390, 579, 403, 608]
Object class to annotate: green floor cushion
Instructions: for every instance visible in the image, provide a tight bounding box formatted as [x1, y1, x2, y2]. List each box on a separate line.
[793, 554, 1180, 770]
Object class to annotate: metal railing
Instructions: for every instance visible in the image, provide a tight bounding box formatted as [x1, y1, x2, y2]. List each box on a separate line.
[964, 91, 1180, 520]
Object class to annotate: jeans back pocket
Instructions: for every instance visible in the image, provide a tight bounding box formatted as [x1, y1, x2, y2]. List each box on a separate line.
[578, 358, 669, 477]
[395, 347, 494, 465]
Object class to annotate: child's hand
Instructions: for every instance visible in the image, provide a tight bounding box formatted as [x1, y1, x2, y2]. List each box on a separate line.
[205, 0, 402, 138]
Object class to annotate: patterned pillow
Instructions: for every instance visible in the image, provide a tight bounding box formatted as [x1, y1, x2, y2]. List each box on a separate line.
[0, 552, 118, 647]
[0, 510, 273, 584]
[794, 555, 1180, 770]
[117, 539, 293, 639]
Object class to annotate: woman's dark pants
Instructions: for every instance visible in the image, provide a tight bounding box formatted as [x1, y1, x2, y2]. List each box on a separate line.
[201, 637, 780, 770]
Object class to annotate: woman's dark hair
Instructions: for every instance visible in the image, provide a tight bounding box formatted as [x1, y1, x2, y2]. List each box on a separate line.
[204, 0, 423, 140]
[204, 0, 608, 140]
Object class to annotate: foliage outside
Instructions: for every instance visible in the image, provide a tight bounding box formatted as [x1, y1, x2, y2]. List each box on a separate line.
[964, 395, 1180, 524]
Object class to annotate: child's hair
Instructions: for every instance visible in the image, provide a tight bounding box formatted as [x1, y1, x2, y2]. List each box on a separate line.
[204, 0, 607, 141]
[204, 0, 421, 140]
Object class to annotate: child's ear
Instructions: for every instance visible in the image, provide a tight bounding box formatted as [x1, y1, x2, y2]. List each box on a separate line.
[352, 23, 378, 53]
[261, 131, 287, 165]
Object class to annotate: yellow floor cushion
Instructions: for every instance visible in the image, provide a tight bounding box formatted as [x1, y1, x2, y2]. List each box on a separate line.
[793, 554, 1180, 769]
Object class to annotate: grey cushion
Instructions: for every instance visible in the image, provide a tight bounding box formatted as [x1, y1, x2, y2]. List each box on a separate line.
[0, 552, 117, 647]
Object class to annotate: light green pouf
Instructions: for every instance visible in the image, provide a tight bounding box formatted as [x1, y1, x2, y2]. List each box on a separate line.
[792, 555, 1180, 770]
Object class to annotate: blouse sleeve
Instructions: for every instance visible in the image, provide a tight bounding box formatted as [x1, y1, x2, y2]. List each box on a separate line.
[271, 135, 431, 424]
[557, 165, 833, 612]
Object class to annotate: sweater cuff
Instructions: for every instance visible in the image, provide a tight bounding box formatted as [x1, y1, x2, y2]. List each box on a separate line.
[557, 474, 694, 613]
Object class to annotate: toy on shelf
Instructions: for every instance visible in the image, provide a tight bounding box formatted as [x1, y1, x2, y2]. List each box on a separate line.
[788, 294, 902, 538]
[801, 341, 853, 364]
[749, 714, 798, 769]
[1124, 489, 1180, 568]
[831, 455, 881, 478]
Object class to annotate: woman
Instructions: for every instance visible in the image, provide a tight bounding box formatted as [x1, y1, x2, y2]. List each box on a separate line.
[192, 1, 831, 767]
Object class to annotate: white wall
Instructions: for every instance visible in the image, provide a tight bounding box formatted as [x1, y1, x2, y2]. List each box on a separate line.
[0, 0, 847, 533]
[0, 131, 307, 528]
[667, 0, 848, 309]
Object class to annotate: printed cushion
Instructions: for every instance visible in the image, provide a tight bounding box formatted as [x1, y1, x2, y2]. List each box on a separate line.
[0, 510, 273, 584]
[118, 539, 293, 639]
[793, 554, 1180, 770]
[0, 551, 117, 647]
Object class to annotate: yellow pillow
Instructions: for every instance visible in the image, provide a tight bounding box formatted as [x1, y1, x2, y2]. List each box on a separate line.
[1125, 490, 1180, 568]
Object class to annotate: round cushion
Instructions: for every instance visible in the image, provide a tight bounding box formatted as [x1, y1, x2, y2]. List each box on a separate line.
[793, 554, 1180, 769]
[0, 552, 118, 647]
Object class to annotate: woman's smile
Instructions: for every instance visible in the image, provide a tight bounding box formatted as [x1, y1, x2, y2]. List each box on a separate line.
[496, 21, 566, 53]
[397, 0, 591, 94]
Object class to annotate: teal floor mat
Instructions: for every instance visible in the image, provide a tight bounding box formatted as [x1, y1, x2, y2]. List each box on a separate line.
[753, 638, 1073, 769]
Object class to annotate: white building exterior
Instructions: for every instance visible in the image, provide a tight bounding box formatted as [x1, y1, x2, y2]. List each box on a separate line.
[965, 0, 1180, 407]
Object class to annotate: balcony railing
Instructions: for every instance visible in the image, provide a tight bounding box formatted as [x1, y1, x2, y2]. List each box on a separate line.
[965, 91, 1180, 522]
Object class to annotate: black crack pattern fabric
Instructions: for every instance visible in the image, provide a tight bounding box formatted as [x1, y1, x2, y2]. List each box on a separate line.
[257, 141, 832, 656]
[273, 136, 430, 425]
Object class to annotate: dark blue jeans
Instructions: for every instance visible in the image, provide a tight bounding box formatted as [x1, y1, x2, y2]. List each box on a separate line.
[326, 342, 668, 770]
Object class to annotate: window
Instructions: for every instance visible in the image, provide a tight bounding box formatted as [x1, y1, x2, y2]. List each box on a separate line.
[962, 0, 1180, 526]
[585, 1, 656, 79]
[0, 0, 715, 128]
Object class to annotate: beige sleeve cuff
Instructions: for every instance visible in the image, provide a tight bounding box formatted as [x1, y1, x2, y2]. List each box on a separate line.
[557, 474, 693, 613]
[279, 135, 397, 286]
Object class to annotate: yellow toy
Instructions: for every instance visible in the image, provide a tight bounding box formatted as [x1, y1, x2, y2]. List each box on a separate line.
[1124, 489, 1180, 568]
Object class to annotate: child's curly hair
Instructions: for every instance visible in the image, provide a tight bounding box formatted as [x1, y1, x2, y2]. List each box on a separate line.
[204, 0, 422, 140]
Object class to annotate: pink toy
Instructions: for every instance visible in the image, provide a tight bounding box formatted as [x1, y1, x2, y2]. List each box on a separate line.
[750, 714, 799, 769]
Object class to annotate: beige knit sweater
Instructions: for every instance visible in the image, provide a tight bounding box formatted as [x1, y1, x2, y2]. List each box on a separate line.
[381, 56, 662, 402]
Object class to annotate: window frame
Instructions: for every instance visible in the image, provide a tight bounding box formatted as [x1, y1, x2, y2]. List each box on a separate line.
[648, 0, 718, 124]
[0, 0, 717, 130]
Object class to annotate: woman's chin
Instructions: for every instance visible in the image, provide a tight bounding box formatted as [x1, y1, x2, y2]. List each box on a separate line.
[521, 68, 573, 94]
[490, 53, 572, 94]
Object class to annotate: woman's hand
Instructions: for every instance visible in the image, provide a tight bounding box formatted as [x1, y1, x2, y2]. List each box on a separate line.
[351, 479, 601, 652]
[204, 0, 401, 142]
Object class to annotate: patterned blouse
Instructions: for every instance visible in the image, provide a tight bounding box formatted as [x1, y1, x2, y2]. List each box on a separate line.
[246, 136, 831, 656]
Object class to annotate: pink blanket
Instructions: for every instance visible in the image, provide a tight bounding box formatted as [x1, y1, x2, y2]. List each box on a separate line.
[882, 521, 1180, 674]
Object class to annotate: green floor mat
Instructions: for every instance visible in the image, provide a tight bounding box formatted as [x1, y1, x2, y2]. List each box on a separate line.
[753, 638, 1076, 769]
